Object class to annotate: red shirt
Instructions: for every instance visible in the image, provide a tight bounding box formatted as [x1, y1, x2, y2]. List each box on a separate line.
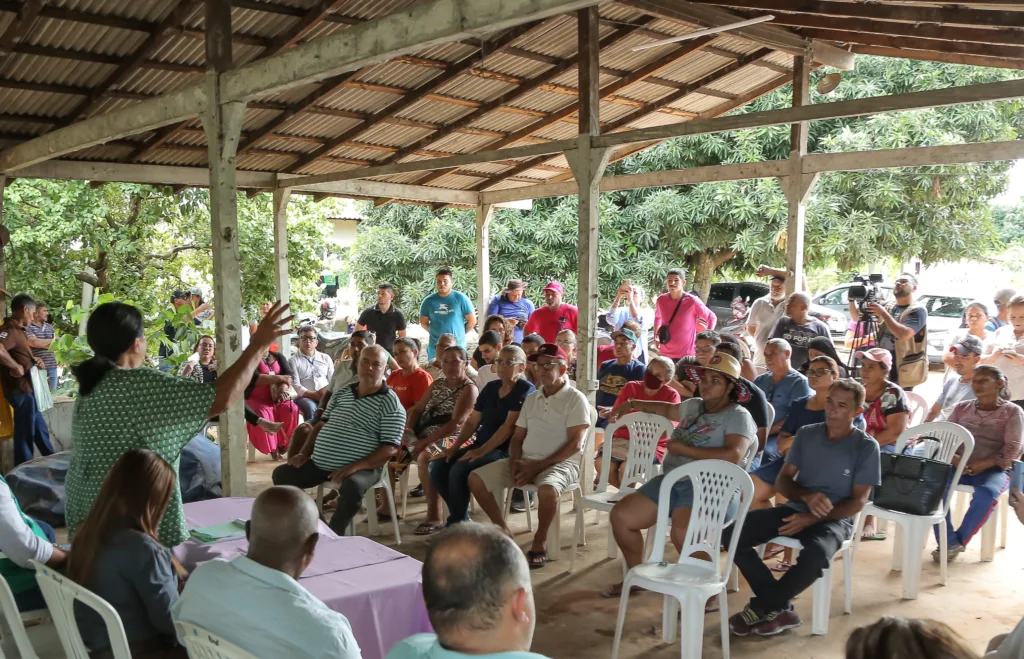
[611, 381, 681, 461]
[524, 304, 578, 343]
[597, 344, 615, 365]
[653, 293, 716, 358]
[387, 368, 433, 410]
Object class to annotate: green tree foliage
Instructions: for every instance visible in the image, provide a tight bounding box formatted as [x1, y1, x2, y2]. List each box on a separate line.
[350, 56, 1022, 306]
[993, 201, 1024, 246]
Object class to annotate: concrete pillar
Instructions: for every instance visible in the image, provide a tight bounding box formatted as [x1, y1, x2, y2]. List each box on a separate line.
[273, 186, 292, 359]
[784, 56, 817, 295]
[475, 203, 494, 330]
[78, 266, 96, 337]
[204, 0, 249, 497]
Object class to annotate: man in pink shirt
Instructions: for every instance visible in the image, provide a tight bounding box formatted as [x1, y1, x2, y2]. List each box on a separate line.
[653, 268, 716, 359]
[524, 282, 579, 344]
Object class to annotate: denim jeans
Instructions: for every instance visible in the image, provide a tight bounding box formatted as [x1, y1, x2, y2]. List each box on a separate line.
[935, 467, 1008, 548]
[429, 447, 509, 526]
[46, 367, 58, 392]
[295, 397, 319, 423]
[7, 391, 53, 466]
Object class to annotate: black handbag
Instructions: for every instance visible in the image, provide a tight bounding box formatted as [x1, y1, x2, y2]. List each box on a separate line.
[872, 441, 954, 516]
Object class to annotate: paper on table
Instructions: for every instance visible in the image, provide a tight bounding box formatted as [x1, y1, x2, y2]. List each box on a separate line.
[189, 519, 247, 543]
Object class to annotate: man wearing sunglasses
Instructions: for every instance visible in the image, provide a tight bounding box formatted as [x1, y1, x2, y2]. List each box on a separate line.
[849, 273, 928, 391]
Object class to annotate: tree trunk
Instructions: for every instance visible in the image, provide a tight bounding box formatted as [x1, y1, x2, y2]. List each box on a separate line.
[690, 248, 737, 301]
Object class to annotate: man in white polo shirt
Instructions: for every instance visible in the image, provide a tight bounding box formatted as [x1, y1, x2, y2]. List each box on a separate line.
[468, 343, 591, 569]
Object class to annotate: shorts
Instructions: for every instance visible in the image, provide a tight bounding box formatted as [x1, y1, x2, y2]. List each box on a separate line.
[638, 472, 740, 520]
[473, 457, 580, 495]
[752, 456, 785, 486]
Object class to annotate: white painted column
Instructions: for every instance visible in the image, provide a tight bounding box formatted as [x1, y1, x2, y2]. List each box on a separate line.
[475, 203, 494, 330]
[784, 56, 818, 295]
[204, 0, 249, 497]
[273, 186, 292, 359]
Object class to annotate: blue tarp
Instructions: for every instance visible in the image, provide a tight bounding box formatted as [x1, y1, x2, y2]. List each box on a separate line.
[6, 435, 223, 527]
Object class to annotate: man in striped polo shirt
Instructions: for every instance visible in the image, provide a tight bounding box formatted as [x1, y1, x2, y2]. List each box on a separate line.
[272, 345, 405, 535]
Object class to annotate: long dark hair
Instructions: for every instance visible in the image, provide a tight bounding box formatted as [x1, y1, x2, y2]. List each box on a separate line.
[72, 302, 144, 396]
[66, 449, 176, 585]
[846, 616, 979, 659]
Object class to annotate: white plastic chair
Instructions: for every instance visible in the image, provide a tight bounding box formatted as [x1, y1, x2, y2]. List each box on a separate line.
[906, 392, 928, 427]
[852, 422, 974, 600]
[30, 560, 132, 659]
[952, 485, 1010, 562]
[0, 572, 61, 659]
[611, 460, 754, 659]
[572, 413, 673, 567]
[175, 621, 259, 659]
[316, 473, 402, 545]
[503, 405, 597, 566]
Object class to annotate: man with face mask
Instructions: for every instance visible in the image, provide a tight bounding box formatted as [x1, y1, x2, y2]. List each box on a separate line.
[748, 275, 787, 368]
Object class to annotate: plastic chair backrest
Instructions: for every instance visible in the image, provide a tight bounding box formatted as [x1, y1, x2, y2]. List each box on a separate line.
[892, 421, 975, 516]
[175, 621, 260, 659]
[0, 570, 42, 659]
[29, 561, 132, 659]
[906, 392, 928, 426]
[598, 413, 674, 492]
[648, 460, 754, 584]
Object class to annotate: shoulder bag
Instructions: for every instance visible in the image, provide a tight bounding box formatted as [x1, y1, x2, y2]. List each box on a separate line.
[872, 437, 953, 516]
[657, 296, 685, 344]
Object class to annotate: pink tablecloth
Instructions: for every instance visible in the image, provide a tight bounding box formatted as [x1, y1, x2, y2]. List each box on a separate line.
[175, 498, 432, 659]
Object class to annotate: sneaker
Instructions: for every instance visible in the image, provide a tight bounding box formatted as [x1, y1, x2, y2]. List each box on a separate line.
[752, 608, 802, 636]
[728, 605, 764, 637]
[409, 485, 425, 498]
[510, 491, 534, 513]
[931, 544, 965, 563]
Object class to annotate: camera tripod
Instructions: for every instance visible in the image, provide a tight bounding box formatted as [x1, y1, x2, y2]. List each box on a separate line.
[846, 312, 884, 379]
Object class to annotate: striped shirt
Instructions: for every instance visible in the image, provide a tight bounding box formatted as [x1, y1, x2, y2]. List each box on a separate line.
[312, 382, 405, 471]
[25, 322, 57, 370]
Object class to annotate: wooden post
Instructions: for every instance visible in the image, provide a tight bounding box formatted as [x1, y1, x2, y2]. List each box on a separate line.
[784, 56, 818, 295]
[475, 203, 494, 330]
[273, 186, 292, 359]
[204, 0, 249, 497]
[566, 6, 610, 495]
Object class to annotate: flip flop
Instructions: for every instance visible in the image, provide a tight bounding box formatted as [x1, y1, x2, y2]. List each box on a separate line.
[770, 560, 792, 573]
[601, 584, 643, 599]
[763, 545, 785, 560]
[527, 550, 547, 569]
[414, 522, 443, 535]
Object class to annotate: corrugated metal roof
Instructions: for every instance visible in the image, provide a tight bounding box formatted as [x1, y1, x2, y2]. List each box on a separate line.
[4, 0, 998, 202]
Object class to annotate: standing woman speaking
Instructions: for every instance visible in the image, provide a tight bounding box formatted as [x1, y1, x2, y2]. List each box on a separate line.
[66, 301, 292, 548]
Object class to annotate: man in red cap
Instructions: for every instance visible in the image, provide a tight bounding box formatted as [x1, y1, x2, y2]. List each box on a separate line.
[524, 282, 578, 344]
[467, 343, 591, 568]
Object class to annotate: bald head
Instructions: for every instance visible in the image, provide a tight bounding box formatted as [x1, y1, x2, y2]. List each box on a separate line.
[786, 292, 811, 321]
[358, 344, 389, 384]
[247, 486, 319, 575]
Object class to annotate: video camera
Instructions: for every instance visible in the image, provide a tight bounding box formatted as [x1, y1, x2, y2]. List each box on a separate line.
[849, 273, 884, 319]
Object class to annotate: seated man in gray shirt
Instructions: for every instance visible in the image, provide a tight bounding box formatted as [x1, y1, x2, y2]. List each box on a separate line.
[723, 378, 880, 638]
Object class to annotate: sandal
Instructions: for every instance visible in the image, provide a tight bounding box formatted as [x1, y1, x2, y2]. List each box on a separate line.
[705, 599, 720, 613]
[377, 510, 402, 522]
[861, 526, 887, 541]
[414, 522, 444, 535]
[770, 560, 792, 573]
[763, 544, 785, 560]
[527, 550, 547, 569]
[601, 583, 643, 599]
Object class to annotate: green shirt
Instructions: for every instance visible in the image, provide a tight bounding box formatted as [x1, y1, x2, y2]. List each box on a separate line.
[66, 368, 216, 547]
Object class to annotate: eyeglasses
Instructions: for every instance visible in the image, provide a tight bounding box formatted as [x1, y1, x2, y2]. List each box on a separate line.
[493, 359, 523, 367]
[807, 368, 836, 378]
[300, 336, 317, 342]
[535, 361, 566, 371]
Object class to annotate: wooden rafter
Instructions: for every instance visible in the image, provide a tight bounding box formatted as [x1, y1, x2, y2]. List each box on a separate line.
[795, 28, 1024, 62]
[0, 0, 45, 55]
[59, 0, 204, 125]
[277, 19, 545, 172]
[686, 0, 1024, 27]
[849, 45, 1024, 71]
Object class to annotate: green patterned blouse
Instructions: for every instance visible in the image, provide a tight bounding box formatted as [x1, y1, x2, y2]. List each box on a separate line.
[66, 368, 216, 547]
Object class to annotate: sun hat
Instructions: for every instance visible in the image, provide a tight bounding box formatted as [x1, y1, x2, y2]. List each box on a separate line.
[682, 353, 751, 403]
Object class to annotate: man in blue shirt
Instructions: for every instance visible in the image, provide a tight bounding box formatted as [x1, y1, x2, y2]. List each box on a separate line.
[386, 523, 550, 659]
[420, 268, 476, 359]
[595, 328, 645, 429]
[753, 339, 812, 462]
[486, 280, 535, 344]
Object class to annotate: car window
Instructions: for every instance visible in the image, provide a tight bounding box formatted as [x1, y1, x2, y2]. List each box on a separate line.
[738, 284, 767, 304]
[707, 285, 735, 304]
[921, 296, 966, 318]
[819, 288, 848, 305]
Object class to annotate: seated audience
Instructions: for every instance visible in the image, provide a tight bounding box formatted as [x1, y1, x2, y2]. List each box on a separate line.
[669, 355, 701, 399]
[521, 334, 544, 387]
[431, 346, 535, 526]
[1, 472, 65, 611]
[330, 330, 372, 393]
[401, 346, 478, 535]
[289, 325, 335, 422]
[173, 486, 360, 659]
[473, 317, 509, 368]
[388, 338, 434, 411]
[594, 355, 680, 489]
[473, 329, 504, 389]
[754, 339, 813, 463]
[981, 294, 1024, 405]
[933, 365, 1023, 562]
[724, 379, 880, 637]
[693, 330, 721, 367]
[555, 329, 579, 384]
[67, 449, 185, 658]
[857, 347, 910, 541]
[486, 280, 534, 344]
[720, 333, 758, 382]
[272, 345, 404, 535]
[847, 617, 980, 659]
[943, 302, 990, 370]
[245, 347, 300, 460]
[769, 293, 833, 369]
[799, 336, 849, 378]
[386, 523, 549, 659]
[927, 336, 982, 422]
[605, 353, 756, 598]
[468, 344, 590, 568]
[67, 301, 289, 549]
[595, 328, 646, 434]
[425, 333, 479, 383]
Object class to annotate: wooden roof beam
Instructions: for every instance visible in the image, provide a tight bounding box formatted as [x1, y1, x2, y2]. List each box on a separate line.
[797, 28, 1024, 62]
[686, 0, 1024, 28]
[0, 0, 45, 55]
[849, 45, 1024, 71]
[759, 12, 1024, 48]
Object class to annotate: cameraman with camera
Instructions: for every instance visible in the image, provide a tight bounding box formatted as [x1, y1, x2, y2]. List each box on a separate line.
[848, 274, 928, 391]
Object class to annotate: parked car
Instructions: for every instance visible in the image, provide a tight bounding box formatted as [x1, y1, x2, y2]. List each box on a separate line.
[706, 282, 846, 334]
[812, 282, 894, 335]
[919, 294, 973, 364]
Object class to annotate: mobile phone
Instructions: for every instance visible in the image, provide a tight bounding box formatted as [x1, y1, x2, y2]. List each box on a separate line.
[1012, 460, 1024, 493]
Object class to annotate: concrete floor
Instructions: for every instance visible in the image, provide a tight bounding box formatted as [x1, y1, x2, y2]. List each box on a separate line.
[245, 452, 1024, 659]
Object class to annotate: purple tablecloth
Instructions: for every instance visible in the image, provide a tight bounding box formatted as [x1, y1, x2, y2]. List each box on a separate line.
[175, 498, 432, 659]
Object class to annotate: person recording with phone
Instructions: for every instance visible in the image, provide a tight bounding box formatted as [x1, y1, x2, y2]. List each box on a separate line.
[848, 273, 928, 391]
